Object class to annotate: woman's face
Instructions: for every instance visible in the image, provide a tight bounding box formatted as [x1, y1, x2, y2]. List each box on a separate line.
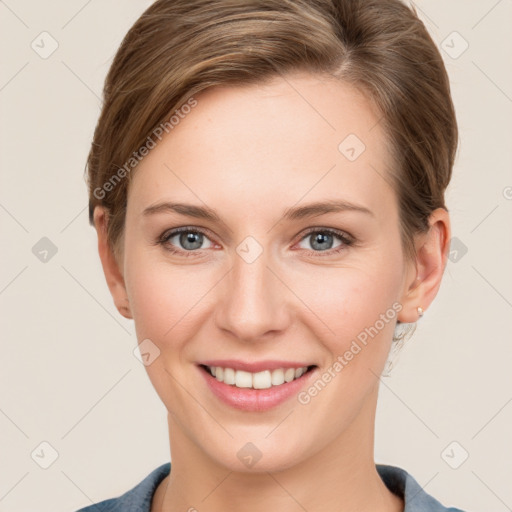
[117, 73, 418, 471]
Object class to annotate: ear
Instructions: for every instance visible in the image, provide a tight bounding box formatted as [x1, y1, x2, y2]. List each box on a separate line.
[93, 206, 133, 320]
[397, 207, 451, 323]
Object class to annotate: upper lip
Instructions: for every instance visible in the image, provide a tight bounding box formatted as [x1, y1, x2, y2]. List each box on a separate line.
[199, 360, 316, 373]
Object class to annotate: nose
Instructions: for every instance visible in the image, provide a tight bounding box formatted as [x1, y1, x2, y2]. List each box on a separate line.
[213, 247, 290, 342]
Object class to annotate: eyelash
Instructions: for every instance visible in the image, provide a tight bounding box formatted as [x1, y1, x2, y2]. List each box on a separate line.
[157, 226, 355, 258]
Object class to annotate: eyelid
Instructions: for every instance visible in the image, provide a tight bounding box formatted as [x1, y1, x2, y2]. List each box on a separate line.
[292, 227, 354, 255]
[297, 226, 354, 244]
[159, 226, 217, 246]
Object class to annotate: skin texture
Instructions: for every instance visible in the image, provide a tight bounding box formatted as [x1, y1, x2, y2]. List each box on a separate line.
[94, 72, 450, 512]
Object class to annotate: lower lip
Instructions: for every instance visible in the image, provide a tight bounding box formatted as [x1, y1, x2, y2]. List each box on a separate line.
[198, 365, 317, 412]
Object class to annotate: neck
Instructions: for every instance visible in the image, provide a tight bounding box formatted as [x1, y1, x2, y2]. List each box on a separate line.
[152, 387, 403, 512]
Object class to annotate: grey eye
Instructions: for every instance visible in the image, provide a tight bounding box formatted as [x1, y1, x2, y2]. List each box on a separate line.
[298, 231, 343, 252]
[166, 230, 213, 251]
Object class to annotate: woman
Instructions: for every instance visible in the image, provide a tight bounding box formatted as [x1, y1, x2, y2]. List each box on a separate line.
[79, 0, 467, 510]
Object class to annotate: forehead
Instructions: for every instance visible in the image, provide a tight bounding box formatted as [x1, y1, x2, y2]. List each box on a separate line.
[128, 73, 395, 220]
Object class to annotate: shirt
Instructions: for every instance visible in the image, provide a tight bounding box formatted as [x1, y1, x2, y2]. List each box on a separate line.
[74, 462, 467, 511]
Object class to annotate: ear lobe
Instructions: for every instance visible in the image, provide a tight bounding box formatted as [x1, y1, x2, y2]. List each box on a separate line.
[93, 206, 133, 320]
[397, 208, 451, 323]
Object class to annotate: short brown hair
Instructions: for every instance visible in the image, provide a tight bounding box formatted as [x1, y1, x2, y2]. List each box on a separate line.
[86, 0, 458, 263]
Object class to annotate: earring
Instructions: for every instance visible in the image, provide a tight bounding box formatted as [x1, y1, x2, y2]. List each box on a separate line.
[417, 306, 424, 318]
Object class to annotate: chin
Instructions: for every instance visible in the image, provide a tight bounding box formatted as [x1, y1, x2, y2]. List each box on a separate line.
[198, 430, 311, 474]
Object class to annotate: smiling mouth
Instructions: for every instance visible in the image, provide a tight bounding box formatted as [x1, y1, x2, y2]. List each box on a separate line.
[199, 364, 317, 390]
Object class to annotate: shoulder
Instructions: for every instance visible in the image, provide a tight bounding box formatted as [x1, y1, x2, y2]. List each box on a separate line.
[73, 462, 171, 512]
[376, 464, 468, 512]
[72, 461, 469, 512]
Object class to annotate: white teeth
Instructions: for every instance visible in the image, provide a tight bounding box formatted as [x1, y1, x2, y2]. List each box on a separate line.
[253, 370, 272, 389]
[271, 369, 285, 386]
[207, 365, 310, 389]
[284, 368, 296, 382]
[223, 367, 236, 385]
[235, 370, 253, 388]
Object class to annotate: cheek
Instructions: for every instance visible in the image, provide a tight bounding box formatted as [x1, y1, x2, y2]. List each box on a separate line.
[287, 252, 405, 393]
[126, 257, 203, 340]
[124, 244, 223, 375]
[294, 261, 402, 341]
[123, 252, 210, 411]
[290, 261, 403, 425]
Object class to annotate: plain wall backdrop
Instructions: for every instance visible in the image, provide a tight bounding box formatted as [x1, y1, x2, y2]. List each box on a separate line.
[0, 1, 511, 511]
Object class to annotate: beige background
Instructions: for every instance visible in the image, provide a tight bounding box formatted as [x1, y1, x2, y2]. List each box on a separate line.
[0, 1, 511, 511]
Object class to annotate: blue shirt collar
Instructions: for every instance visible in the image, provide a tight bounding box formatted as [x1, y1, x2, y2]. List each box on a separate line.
[76, 462, 466, 512]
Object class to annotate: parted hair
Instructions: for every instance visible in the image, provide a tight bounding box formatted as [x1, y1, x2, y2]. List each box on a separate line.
[86, 0, 458, 264]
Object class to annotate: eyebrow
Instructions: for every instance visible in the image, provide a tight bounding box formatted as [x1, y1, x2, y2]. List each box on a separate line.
[142, 199, 374, 223]
[282, 199, 374, 220]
